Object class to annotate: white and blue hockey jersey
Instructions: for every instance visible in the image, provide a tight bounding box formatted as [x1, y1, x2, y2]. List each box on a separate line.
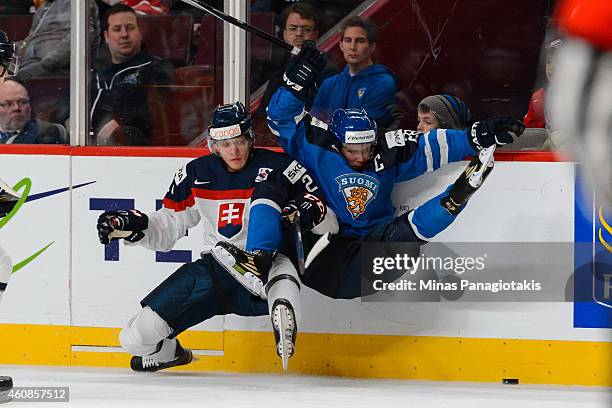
[132, 149, 295, 253]
[267, 87, 477, 237]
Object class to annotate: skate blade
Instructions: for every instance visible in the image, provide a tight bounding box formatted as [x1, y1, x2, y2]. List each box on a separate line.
[272, 304, 295, 371]
[211, 247, 264, 298]
[469, 146, 495, 189]
[478, 145, 495, 167]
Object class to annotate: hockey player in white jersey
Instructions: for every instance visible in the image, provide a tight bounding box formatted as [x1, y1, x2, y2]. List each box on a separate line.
[0, 177, 20, 400]
[0, 31, 18, 398]
[0, 177, 20, 302]
[96, 102, 326, 371]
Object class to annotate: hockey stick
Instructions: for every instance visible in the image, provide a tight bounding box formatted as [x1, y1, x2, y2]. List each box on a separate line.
[291, 216, 306, 276]
[178, 0, 300, 55]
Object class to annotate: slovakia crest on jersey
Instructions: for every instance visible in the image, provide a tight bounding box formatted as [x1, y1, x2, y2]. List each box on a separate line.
[336, 173, 379, 219]
[218, 202, 245, 238]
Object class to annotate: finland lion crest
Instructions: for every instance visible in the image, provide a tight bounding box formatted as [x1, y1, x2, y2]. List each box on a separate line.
[335, 173, 379, 219]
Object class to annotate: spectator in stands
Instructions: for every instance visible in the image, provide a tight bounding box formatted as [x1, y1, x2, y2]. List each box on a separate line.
[256, 2, 339, 118]
[0, 80, 66, 144]
[523, 38, 563, 130]
[310, 16, 397, 130]
[416, 94, 472, 133]
[15, 0, 100, 83]
[90, 3, 174, 146]
[0, 1, 33, 14]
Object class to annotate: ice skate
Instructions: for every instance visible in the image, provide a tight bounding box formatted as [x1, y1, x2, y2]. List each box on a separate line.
[441, 146, 495, 215]
[212, 241, 274, 298]
[130, 339, 193, 373]
[271, 298, 297, 371]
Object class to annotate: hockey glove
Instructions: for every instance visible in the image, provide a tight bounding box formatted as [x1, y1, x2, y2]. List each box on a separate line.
[0, 200, 17, 218]
[469, 116, 525, 150]
[282, 193, 326, 231]
[97, 209, 148, 244]
[283, 41, 327, 101]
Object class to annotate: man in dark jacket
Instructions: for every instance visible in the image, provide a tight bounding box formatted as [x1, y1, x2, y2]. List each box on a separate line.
[310, 16, 397, 130]
[90, 3, 174, 146]
[0, 79, 65, 144]
[255, 3, 338, 127]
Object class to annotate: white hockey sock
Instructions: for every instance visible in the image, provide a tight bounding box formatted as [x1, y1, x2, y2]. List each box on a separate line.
[119, 306, 173, 356]
[148, 338, 178, 362]
[266, 254, 302, 327]
[0, 244, 12, 289]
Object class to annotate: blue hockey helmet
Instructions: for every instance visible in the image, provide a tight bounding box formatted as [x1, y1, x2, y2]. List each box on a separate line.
[207, 101, 253, 148]
[328, 108, 377, 146]
[0, 30, 16, 75]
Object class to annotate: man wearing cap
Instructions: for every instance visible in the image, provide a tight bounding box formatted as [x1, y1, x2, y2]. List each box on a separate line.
[416, 94, 472, 134]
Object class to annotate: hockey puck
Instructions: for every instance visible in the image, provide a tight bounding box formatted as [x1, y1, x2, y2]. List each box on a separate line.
[502, 378, 519, 385]
[0, 376, 13, 403]
[0, 376, 12, 392]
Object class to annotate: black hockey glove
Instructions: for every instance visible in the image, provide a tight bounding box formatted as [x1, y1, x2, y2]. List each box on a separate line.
[97, 209, 148, 245]
[282, 193, 326, 231]
[0, 200, 17, 218]
[283, 41, 327, 101]
[469, 116, 525, 150]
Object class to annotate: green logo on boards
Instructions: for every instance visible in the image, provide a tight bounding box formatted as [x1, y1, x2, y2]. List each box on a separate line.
[0, 178, 54, 273]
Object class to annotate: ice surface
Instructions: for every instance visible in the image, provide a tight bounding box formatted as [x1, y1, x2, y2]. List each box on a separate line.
[0, 365, 609, 408]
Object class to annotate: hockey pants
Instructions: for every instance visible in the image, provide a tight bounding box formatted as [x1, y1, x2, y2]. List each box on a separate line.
[141, 254, 268, 338]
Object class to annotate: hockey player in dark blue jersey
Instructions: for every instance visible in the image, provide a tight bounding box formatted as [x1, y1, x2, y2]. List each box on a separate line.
[213, 43, 525, 299]
[95, 101, 326, 371]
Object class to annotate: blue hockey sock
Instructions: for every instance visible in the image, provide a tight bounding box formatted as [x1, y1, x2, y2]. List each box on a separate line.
[408, 185, 465, 240]
[246, 202, 282, 252]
